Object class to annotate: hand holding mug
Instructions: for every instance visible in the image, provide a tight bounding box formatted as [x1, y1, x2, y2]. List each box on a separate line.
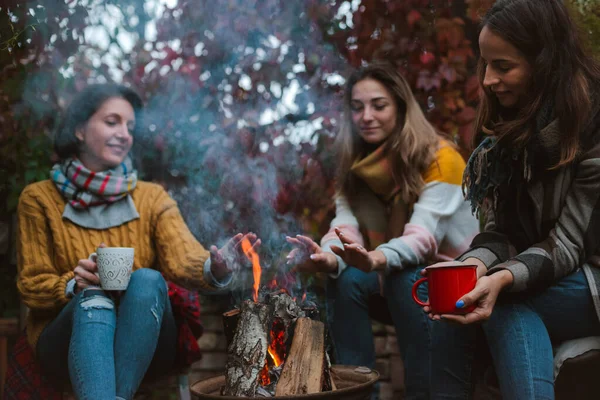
[413, 261, 477, 318]
[285, 234, 338, 274]
[427, 269, 514, 324]
[210, 232, 262, 281]
[73, 243, 105, 294]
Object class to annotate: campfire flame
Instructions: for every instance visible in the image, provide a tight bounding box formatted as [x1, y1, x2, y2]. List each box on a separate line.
[241, 237, 261, 302]
[259, 318, 287, 386]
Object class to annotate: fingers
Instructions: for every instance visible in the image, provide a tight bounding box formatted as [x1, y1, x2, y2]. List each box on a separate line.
[440, 312, 484, 325]
[330, 245, 344, 257]
[455, 285, 485, 310]
[78, 258, 98, 273]
[98, 242, 107, 248]
[74, 266, 100, 285]
[295, 235, 320, 252]
[420, 268, 427, 276]
[285, 236, 303, 246]
[334, 227, 355, 245]
[342, 243, 367, 254]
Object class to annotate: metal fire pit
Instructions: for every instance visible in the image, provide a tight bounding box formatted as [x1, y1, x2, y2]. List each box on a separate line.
[191, 365, 379, 400]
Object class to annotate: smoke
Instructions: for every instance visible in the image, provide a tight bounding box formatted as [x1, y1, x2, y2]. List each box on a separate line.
[10, 0, 351, 307]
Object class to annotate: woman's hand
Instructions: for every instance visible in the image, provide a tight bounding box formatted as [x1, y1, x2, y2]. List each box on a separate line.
[285, 235, 339, 274]
[331, 227, 386, 273]
[425, 269, 514, 324]
[210, 232, 261, 281]
[73, 243, 105, 294]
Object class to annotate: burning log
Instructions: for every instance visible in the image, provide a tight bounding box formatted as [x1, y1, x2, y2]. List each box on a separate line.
[266, 289, 305, 343]
[275, 317, 326, 396]
[223, 300, 274, 397]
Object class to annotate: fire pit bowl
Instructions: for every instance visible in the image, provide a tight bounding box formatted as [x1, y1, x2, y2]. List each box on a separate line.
[190, 365, 379, 400]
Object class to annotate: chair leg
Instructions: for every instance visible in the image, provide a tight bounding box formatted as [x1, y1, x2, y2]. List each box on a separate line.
[177, 373, 191, 400]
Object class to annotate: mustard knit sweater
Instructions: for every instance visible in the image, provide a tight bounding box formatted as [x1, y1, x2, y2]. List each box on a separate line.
[17, 180, 216, 351]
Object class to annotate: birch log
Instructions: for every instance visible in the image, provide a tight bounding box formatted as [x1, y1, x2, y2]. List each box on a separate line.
[223, 300, 273, 397]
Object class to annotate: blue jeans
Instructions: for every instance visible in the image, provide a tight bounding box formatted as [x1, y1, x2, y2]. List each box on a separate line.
[37, 268, 177, 400]
[327, 266, 431, 400]
[431, 268, 600, 400]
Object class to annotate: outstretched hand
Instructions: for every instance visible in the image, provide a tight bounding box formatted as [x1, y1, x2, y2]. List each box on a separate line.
[210, 232, 261, 281]
[285, 234, 338, 274]
[330, 228, 386, 273]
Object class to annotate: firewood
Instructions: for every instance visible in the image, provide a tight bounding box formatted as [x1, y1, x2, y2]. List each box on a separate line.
[275, 317, 325, 396]
[223, 300, 274, 397]
[222, 308, 240, 349]
[266, 290, 304, 343]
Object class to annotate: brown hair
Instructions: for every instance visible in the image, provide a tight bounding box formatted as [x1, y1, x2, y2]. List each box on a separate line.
[336, 61, 442, 201]
[474, 0, 600, 168]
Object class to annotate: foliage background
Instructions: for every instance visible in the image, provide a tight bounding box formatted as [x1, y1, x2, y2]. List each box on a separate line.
[1, 0, 598, 314]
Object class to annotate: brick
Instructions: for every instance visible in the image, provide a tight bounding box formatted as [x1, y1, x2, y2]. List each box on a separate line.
[379, 381, 394, 400]
[199, 295, 231, 314]
[192, 352, 228, 371]
[375, 336, 388, 357]
[386, 334, 400, 355]
[202, 315, 224, 332]
[197, 332, 227, 351]
[372, 321, 388, 335]
[390, 354, 405, 392]
[375, 358, 390, 380]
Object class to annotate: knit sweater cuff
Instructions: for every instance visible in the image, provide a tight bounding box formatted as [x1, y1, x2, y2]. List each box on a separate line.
[54, 271, 76, 304]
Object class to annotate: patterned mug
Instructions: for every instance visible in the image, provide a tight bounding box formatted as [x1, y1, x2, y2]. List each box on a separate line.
[90, 247, 134, 291]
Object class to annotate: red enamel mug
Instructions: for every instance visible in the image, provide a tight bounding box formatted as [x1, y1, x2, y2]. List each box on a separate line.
[412, 261, 477, 315]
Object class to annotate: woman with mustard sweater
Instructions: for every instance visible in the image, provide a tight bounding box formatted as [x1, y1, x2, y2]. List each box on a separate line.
[17, 83, 257, 400]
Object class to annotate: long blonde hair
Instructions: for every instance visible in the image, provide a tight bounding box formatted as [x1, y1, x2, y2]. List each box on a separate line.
[336, 62, 442, 202]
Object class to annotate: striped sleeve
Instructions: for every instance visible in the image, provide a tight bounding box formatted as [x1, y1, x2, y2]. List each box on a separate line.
[320, 195, 365, 278]
[377, 144, 473, 271]
[457, 199, 517, 267]
[487, 146, 600, 292]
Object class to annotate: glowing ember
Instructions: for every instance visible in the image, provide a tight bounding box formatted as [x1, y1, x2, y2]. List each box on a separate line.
[241, 237, 261, 302]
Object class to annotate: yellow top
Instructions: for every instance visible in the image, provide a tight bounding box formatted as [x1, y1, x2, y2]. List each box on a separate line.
[17, 180, 215, 350]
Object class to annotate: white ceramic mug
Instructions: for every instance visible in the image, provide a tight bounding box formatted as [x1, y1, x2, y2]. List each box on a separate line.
[90, 247, 134, 291]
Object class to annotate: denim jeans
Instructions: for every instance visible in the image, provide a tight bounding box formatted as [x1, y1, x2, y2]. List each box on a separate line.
[37, 268, 177, 400]
[327, 266, 431, 400]
[430, 268, 600, 400]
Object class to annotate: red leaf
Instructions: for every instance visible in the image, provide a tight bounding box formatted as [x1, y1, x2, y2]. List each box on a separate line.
[406, 10, 422, 27]
[419, 51, 436, 65]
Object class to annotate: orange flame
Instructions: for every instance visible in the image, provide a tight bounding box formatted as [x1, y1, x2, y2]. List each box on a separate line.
[268, 346, 283, 367]
[302, 292, 307, 302]
[258, 318, 287, 386]
[241, 237, 261, 302]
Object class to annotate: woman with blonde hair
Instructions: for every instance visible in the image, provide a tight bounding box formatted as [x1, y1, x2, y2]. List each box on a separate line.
[287, 62, 479, 399]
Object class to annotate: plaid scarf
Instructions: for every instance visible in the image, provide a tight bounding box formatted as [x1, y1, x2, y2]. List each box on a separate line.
[349, 144, 409, 249]
[50, 157, 137, 209]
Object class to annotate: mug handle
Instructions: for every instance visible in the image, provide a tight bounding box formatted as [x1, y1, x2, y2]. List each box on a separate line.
[412, 277, 429, 307]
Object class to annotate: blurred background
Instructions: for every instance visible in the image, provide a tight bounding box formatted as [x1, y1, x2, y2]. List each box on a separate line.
[1, 0, 598, 397]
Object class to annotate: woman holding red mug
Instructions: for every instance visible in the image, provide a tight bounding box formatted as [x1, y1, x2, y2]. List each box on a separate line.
[424, 0, 600, 398]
